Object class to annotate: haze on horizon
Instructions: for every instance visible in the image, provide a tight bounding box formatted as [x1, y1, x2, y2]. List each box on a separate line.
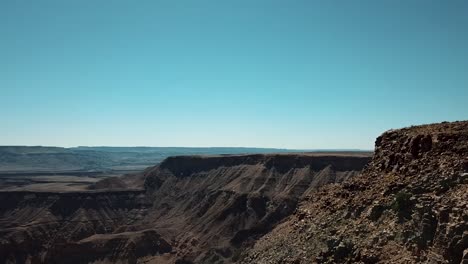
[1, 1, 467, 150]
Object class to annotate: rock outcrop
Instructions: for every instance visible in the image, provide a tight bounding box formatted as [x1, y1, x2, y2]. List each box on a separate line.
[242, 121, 468, 264]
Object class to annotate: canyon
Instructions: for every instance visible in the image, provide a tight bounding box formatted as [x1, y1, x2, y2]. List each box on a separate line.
[0, 153, 370, 263]
[0, 121, 467, 264]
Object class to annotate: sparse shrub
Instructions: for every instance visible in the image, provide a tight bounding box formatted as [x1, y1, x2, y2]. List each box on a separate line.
[368, 204, 387, 221]
[391, 191, 412, 213]
[231, 249, 242, 262]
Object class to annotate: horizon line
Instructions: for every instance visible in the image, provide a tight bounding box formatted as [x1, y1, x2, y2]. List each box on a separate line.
[0, 145, 374, 152]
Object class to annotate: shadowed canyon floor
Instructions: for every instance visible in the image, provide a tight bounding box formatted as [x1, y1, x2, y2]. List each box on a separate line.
[1, 121, 467, 264]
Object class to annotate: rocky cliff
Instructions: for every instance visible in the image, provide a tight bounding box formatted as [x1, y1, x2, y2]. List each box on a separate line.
[242, 121, 468, 264]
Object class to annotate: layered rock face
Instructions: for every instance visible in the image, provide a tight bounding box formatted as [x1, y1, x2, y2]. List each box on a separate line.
[0, 153, 370, 264]
[242, 121, 468, 264]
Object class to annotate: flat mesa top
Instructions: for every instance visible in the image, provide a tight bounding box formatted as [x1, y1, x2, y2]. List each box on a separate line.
[182, 151, 374, 158]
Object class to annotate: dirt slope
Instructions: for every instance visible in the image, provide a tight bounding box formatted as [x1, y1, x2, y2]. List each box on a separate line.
[241, 121, 468, 264]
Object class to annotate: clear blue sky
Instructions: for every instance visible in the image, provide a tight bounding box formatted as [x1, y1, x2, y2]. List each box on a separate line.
[1, 1, 467, 149]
